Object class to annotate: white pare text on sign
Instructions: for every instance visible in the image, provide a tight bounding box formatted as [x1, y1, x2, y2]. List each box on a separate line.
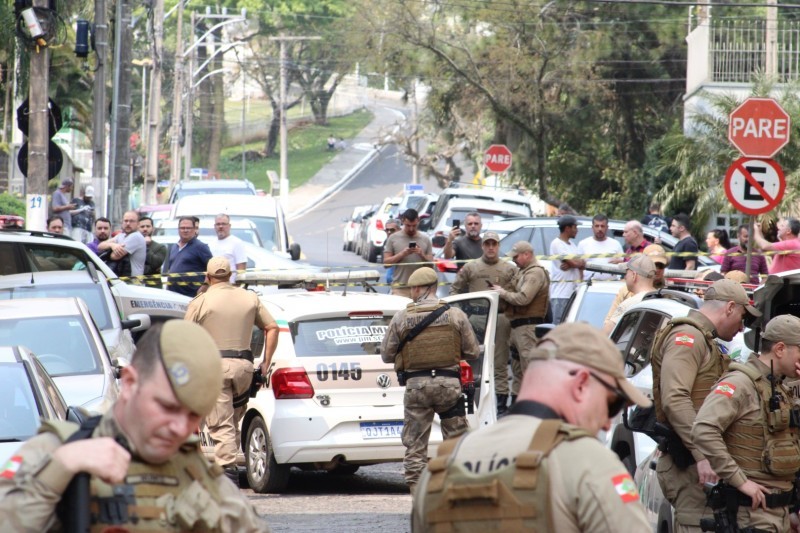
[484, 144, 513, 173]
[728, 97, 791, 159]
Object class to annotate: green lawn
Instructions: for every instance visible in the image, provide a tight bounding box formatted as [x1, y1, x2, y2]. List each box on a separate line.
[217, 108, 373, 192]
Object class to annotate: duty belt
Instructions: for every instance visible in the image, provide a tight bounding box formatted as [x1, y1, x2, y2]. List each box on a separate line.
[404, 369, 460, 380]
[510, 317, 544, 329]
[220, 349, 254, 362]
[736, 488, 797, 509]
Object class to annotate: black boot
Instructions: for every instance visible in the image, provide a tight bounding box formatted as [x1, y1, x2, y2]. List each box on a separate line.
[496, 394, 508, 416]
[510, 394, 518, 406]
[224, 466, 240, 488]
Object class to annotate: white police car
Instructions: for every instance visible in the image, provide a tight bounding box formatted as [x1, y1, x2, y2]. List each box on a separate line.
[223, 274, 499, 493]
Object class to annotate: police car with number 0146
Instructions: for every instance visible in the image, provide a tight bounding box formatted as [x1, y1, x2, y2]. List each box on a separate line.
[217, 270, 500, 493]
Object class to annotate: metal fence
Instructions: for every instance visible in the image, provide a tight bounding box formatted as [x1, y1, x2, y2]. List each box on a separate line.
[710, 19, 800, 83]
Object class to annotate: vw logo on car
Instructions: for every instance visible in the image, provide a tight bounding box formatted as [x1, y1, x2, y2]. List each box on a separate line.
[376, 374, 392, 389]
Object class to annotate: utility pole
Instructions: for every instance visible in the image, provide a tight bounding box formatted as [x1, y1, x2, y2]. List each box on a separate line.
[240, 70, 246, 181]
[92, 0, 108, 215]
[27, 0, 51, 230]
[183, 10, 196, 181]
[168, 0, 185, 187]
[143, 0, 164, 205]
[269, 34, 320, 209]
[766, 0, 778, 78]
[108, 0, 133, 224]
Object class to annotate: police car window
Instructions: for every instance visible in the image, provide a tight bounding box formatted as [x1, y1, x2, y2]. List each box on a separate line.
[625, 311, 670, 375]
[611, 311, 640, 353]
[292, 316, 393, 357]
[447, 299, 490, 344]
[574, 291, 617, 329]
[0, 362, 41, 440]
[24, 244, 89, 272]
[0, 243, 24, 275]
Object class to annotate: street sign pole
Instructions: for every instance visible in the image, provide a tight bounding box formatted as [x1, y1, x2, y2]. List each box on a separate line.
[746, 216, 754, 281]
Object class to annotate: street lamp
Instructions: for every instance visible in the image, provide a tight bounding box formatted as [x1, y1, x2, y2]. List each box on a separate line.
[132, 58, 153, 147]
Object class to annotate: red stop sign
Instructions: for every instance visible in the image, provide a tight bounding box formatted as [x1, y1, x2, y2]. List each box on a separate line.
[484, 144, 512, 173]
[728, 97, 791, 158]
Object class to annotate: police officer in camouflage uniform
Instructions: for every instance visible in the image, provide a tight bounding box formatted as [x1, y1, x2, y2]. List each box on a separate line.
[652, 279, 761, 532]
[381, 267, 480, 492]
[693, 314, 800, 532]
[0, 321, 270, 532]
[450, 231, 517, 415]
[412, 323, 652, 532]
[490, 240, 550, 391]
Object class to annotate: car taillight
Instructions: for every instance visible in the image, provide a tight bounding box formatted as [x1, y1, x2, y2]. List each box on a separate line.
[376, 219, 384, 230]
[435, 259, 458, 273]
[459, 361, 474, 385]
[272, 367, 315, 399]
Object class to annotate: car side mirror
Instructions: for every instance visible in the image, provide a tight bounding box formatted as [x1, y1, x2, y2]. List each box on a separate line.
[289, 242, 301, 261]
[419, 218, 431, 232]
[432, 235, 446, 247]
[121, 313, 151, 332]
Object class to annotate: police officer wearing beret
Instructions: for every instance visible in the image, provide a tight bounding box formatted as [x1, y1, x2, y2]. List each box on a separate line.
[412, 323, 652, 532]
[0, 321, 270, 531]
[693, 314, 800, 532]
[185, 257, 279, 486]
[381, 267, 480, 493]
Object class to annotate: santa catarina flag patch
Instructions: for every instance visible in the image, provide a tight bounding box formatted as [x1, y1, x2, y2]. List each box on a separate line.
[0, 455, 22, 479]
[714, 382, 736, 398]
[612, 473, 640, 503]
[675, 333, 695, 347]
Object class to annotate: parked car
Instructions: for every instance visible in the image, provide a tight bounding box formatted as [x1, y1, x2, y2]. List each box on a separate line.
[155, 218, 263, 247]
[559, 280, 625, 328]
[424, 185, 533, 232]
[204, 289, 500, 493]
[137, 204, 173, 224]
[0, 229, 191, 322]
[168, 179, 256, 204]
[428, 198, 530, 249]
[172, 194, 300, 260]
[342, 204, 373, 252]
[0, 345, 86, 464]
[0, 298, 125, 413]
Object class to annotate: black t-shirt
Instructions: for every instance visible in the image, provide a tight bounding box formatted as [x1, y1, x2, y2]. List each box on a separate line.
[453, 237, 483, 268]
[668, 236, 699, 270]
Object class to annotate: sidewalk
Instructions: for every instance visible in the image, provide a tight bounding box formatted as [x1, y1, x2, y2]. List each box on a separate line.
[286, 100, 406, 220]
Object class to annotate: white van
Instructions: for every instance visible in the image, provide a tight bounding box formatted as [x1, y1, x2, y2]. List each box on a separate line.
[424, 185, 532, 232]
[171, 194, 300, 260]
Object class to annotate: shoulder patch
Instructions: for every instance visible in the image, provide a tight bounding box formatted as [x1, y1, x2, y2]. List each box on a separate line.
[675, 333, 695, 347]
[714, 382, 736, 398]
[612, 473, 639, 503]
[0, 455, 22, 479]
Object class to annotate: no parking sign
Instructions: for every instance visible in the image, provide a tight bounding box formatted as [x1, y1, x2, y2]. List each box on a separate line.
[723, 157, 785, 216]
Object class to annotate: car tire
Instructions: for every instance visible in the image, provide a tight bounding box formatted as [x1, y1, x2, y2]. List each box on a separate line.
[366, 243, 379, 263]
[245, 415, 290, 493]
[329, 464, 360, 476]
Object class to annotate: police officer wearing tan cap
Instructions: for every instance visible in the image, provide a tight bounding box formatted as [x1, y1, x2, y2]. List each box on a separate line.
[692, 314, 800, 532]
[490, 240, 550, 376]
[0, 321, 270, 531]
[381, 266, 480, 492]
[185, 256, 279, 486]
[652, 278, 762, 532]
[450, 231, 518, 415]
[602, 254, 656, 334]
[412, 323, 652, 532]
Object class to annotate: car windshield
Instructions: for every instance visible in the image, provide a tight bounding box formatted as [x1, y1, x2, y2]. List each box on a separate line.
[0, 317, 102, 377]
[0, 284, 112, 330]
[231, 216, 278, 251]
[291, 316, 393, 357]
[0, 362, 41, 441]
[155, 226, 263, 247]
[174, 188, 255, 202]
[573, 291, 618, 328]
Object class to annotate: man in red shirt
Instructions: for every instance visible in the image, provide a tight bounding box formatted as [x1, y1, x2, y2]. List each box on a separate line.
[753, 218, 800, 274]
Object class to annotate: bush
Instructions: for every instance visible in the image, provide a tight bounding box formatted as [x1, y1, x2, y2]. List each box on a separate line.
[0, 193, 26, 216]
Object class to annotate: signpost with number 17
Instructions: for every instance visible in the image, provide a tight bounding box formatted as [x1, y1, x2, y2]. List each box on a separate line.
[725, 97, 791, 279]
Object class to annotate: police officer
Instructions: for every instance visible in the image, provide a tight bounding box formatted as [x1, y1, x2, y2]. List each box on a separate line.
[450, 231, 517, 415]
[490, 240, 549, 386]
[381, 266, 480, 492]
[185, 257, 279, 486]
[0, 321, 269, 531]
[412, 323, 652, 532]
[652, 278, 761, 532]
[692, 314, 800, 532]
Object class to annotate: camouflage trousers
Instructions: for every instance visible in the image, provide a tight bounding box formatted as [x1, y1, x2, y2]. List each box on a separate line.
[510, 323, 537, 380]
[206, 358, 253, 467]
[402, 376, 467, 486]
[656, 453, 707, 530]
[494, 314, 512, 396]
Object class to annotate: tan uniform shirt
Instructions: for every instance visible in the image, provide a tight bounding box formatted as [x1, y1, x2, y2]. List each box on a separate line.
[380, 294, 480, 367]
[604, 285, 632, 323]
[659, 311, 719, 462]
[413, 408, 651, 532]
[693, 356, 795, 491]
[185, 283, 275, 351]
[501, 262, 549, 319]
[383, 231, 433, 287]
[0, 413, 269, 532]
[449, 256, 517, 297]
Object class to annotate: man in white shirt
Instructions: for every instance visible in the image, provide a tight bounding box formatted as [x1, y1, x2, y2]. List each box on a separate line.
[549, 215, 584, 324]
[210, 213, 247, 282]
[578, 214, 623, 281]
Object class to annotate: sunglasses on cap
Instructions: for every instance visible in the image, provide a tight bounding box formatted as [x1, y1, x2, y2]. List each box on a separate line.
[569, 369, 627, 418]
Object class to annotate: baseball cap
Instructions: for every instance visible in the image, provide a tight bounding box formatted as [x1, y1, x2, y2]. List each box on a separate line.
[156, 320, 222, 416]
[643, 244, 667, 268]
[408, 267, 438, 287]
[531, 323, 651, 408]
[762, 314, 800, 345]
[506, 241, 534, 258]
[206, 256, 231, 278]
[61, 178, 74, 186]
[482, 231, 500, 244]
[724, 270, 749, 284]
[84, 185, 95, 197]
[626, 255, 655, 279]
[703, 279, 761, 317]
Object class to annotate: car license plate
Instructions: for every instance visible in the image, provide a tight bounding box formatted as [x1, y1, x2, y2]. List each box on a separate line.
[360, 421, 403, 439]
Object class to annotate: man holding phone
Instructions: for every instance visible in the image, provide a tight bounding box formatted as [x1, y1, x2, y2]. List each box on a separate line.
[443, 212, 483, 269]
[384, 209, 435, 298]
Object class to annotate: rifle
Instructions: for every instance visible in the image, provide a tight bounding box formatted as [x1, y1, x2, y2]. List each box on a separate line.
[699, 482, 771, 533]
